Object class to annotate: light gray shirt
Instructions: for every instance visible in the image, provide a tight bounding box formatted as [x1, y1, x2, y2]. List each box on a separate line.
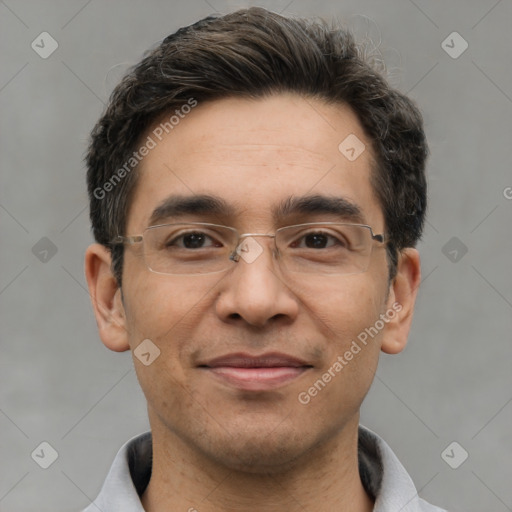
[83, 425, 448, 511]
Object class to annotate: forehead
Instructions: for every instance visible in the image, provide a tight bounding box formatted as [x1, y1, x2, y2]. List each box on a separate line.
[127, 93, 382, 232]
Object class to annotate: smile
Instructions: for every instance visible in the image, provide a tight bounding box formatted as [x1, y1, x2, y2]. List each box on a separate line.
[199, 352, 313, 391]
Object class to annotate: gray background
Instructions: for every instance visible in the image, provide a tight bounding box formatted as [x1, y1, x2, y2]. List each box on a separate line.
[1, 0, 511, 511]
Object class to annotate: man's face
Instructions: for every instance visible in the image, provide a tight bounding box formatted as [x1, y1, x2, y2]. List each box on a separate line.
[117, 94, 396, 471]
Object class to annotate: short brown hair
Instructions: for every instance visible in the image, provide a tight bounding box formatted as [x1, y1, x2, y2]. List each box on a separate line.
[86, 7, 428, 285]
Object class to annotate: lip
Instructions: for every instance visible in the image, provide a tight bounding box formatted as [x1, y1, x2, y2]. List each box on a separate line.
[198, 352, 313, 391]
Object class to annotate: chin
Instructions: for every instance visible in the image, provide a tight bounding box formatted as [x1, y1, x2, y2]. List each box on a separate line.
[213, 436, 309, 474]
[192, 418, 327, 474]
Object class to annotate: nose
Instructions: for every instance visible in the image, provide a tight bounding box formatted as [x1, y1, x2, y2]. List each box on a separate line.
[214, 235, 299, 328]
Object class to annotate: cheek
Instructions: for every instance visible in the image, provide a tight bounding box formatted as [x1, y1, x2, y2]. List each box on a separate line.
[293, 276, 386, 404]
[298, 347, 380, 427]
[123, 271, 215, 340]
[122, 277, 206, 419]
[122, 273, 224, 388]
[294, 274, 386, 343]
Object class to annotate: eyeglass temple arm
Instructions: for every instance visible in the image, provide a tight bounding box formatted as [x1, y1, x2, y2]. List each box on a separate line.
[112, 235, 143, 245]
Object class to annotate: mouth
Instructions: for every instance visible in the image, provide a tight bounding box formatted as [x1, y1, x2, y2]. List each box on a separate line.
[198, 352, 313, 391]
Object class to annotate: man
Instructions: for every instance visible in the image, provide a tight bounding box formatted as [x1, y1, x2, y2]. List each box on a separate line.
[84, 7, 446, 511]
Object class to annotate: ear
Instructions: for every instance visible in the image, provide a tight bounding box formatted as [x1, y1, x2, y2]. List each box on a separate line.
[380, 248, 421, 355]
[84, 243, 130, 352]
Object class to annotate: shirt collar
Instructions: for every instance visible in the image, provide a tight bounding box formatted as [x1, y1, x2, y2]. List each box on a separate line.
[83, 425, 445, 512]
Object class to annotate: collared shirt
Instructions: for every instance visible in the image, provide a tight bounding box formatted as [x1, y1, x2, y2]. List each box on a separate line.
[83, 425, 448, 511]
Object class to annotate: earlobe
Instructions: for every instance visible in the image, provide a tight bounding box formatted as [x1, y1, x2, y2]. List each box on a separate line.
[380, 248, 421, 355]
[84, 243, 130, 352]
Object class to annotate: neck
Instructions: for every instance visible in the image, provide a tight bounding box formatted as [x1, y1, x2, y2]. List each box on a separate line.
[141, 414, 374, 512]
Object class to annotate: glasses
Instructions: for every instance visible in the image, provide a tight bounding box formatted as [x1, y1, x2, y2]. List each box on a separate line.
[112, 222, 385, 276]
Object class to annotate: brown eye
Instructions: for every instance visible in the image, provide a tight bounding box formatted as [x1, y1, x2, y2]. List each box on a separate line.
[293, 231, 346, 249]
[180, 232, 207, 249]
[304, 233, 329, 248]
[166, 231, 222, 249]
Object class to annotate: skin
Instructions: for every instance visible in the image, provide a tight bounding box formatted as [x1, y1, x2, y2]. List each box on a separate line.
[85, 93, 421, 512]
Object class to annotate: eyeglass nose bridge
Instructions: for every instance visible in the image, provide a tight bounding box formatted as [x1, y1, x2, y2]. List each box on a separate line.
[229, 232, 278, 263]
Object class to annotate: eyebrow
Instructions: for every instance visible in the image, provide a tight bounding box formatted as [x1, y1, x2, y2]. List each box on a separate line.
[149, 195, 237, 226]
[274, 194, 364, 224]
[148, 193, 365, 227]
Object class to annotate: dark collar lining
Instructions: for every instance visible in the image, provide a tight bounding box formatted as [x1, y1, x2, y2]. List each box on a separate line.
[128, 431, 153, 496]
[358, 426, 384, 500]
